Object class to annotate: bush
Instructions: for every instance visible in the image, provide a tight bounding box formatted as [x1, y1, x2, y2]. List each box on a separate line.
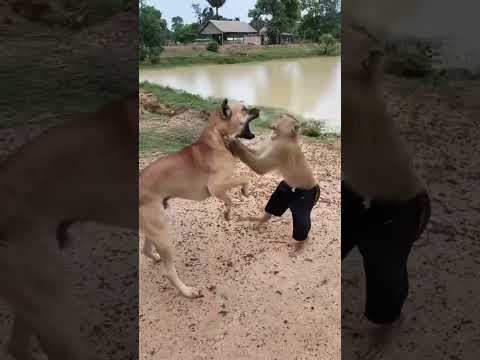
[139, 45, 148, 62]
[318, 33, 336, 55]
[319, 33, 336, 46]
[384, 38, 434, 78]
[300, 120, 324, 138]
[148, 46, 163, 64]
[206, 41, 219, 52]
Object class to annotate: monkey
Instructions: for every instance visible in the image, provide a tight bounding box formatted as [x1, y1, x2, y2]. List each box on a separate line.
[342, 20, 431, 325]
[224, 115, 320, 242]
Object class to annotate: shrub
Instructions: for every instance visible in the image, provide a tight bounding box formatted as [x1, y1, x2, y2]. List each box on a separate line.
[148, 46, 162, 64]
[300, 120, 324, 138]
[139, 44, 148, 62]
[384, 38, 434, 78]
[319, 33, 335, 45]
[318, 33, 336, 55]
[206, 41, 219, 53]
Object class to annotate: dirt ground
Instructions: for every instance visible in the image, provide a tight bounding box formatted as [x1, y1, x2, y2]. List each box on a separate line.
[139, 115, 341, 359]
[342, 75, 480, 359]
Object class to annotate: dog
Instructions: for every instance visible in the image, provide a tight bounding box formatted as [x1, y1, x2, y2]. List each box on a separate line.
[0, 94, 138, 360]
[139, 99, 259, 298]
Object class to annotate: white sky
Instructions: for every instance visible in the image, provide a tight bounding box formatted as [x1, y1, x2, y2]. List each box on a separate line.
[148, 0, 257, 28]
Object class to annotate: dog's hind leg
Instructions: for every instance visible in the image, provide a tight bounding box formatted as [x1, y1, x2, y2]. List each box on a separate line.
[6, 244, 86, 360]
[8, 316, 35, 360]
[32, 299, 85, 360]
[154, 233, 202, 299]
[140, 203, 202, 299]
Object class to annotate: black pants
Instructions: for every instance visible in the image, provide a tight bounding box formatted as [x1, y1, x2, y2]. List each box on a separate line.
[342, 182, 431, 324]
[265, 181, 320, 241]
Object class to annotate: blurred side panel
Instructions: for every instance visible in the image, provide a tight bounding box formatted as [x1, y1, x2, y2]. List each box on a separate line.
[342, 0, 480, 359]
[0, 1, 138, 359]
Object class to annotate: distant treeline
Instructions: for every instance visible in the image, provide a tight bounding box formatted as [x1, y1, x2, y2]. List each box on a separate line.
[139, 0, 341, 61]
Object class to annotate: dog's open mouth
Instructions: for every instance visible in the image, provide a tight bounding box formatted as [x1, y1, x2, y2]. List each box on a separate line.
[237, 108, 260, 140]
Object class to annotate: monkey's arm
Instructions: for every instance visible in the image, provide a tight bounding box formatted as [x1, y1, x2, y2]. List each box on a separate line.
[229, 139, 285, 175]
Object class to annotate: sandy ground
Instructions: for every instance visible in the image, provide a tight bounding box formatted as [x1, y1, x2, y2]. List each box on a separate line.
[139, 115, 341, 359]
[342, 76, 480, 359]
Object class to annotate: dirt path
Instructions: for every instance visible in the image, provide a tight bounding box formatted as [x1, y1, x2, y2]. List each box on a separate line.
[139, 134, 341, 359]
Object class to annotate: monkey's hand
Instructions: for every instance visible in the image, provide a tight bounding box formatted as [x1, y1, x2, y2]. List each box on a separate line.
[223, 136, 243, 156]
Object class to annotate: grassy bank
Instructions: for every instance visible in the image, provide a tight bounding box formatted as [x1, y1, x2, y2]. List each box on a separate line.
[140, 82, 338, 155]
[141, 43, 340, 69]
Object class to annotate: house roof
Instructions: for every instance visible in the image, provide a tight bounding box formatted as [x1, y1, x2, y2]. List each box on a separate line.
[200, 20, 258, 34]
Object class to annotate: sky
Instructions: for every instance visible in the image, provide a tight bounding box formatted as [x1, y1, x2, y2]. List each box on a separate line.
[149, 0, 257, 28]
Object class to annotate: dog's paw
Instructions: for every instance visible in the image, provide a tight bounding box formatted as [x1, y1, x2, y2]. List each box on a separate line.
[142, 250, 161, 262]
[182, 287, 203, 299]
[241, 184, 250, 197]
[224, 210, 231, 221]
[252, 222, 264, 231]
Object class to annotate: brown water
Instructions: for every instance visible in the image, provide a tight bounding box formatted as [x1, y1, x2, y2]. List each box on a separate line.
[140, 57, 341, 131]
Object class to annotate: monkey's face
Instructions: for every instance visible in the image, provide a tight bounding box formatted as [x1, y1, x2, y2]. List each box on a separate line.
[270, 116, 299, 140]
[221, 99, 259, 139]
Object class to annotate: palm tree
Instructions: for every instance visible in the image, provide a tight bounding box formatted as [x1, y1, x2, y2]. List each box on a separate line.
[207, 0, 226, 19]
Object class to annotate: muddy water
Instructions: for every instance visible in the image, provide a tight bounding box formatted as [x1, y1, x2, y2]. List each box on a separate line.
[140, 57, 341, 131]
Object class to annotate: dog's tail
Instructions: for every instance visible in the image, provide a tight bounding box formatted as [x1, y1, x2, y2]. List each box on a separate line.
[163, 197, 171, 209]
[56, 219, 75, 249]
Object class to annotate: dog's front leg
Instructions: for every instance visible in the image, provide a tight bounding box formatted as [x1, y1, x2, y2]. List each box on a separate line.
[208, 176, 249, 220]
[214, 191, 234, 221]
[142, 238, 161, 262]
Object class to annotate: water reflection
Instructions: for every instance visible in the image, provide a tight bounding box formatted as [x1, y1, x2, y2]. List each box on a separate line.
[140, 57, 341, 131]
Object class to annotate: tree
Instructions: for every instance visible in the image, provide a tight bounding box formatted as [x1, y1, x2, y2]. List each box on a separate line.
[171, 16, 184, 30]
[250, 17, 266, 31]
[192, 3, 202, 23]
[139, 4, 167, 61]
[172, 23, 200, 44]
[207, 0, 226, 19]
[248, 0, 300, 44]
[299, 0, 341, 41]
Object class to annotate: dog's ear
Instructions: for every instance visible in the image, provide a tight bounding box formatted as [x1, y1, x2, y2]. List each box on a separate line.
[222, 98, 231, 119]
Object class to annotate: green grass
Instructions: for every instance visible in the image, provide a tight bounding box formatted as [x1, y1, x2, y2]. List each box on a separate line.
[141, 44, 340, 69]
[139, 126, 194, 156]
[140, 82, 338, 155]
[140, 81, 220, 111]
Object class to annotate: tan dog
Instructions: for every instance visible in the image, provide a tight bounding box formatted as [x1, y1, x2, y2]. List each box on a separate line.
[139, 99, 259, 298]
[0, 94, 138, 360]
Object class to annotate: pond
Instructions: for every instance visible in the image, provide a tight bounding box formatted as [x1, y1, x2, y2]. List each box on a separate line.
[140, 56, 341, 132]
